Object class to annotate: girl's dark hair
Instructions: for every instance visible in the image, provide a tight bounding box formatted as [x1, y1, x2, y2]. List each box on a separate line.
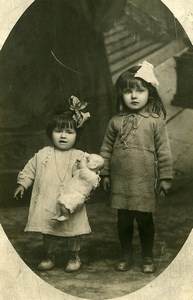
[114, 66, 166, 119]
[46, 111, 77, 140]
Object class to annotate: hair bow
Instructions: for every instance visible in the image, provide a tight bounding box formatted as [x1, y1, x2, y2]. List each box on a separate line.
[68, 95, 90, 128]
[134, 61, 159, 89]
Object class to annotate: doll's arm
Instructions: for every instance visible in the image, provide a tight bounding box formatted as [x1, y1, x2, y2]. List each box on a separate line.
[51, 202, 70, 222]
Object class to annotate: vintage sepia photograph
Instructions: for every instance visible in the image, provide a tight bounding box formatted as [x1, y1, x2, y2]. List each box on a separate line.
[0, 0, 193, 299]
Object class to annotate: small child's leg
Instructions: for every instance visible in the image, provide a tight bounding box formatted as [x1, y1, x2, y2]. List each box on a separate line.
[136, 211, 156, 273]
[115, 209, 134, 272]
[65, 237, 82, 272]
[65, 251, 81, 273]
[38, 234, 56, 271]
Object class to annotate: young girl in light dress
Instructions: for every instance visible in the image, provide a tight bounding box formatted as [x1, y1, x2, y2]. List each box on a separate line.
[14, 96, 92, 273]
[100, 61, 173, 273]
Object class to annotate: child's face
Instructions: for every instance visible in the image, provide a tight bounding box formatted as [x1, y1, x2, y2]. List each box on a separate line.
[123, 86, 149, 112]
[52, 127, 77, 150]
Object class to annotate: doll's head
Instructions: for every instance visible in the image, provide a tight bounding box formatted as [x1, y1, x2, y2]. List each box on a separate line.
[115, 61, 166, 118]
[46, 111, 78, 150]
[86, 154, 105, 172]
[79, 153, 105, 172]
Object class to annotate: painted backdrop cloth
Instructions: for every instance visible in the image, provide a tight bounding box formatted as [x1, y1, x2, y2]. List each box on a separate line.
[0, 0, 125, 154]
[100, 112, 173, 212]
[17, 147, 91, 237]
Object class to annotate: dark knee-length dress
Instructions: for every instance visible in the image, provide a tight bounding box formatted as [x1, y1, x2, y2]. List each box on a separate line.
[100, 112, 173, 212]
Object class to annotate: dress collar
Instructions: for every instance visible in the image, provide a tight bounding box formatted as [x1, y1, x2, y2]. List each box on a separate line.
[118, 111, 159, 118]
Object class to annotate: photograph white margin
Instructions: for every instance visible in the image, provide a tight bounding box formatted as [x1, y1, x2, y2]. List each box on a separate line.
[0, 1, 193, 299]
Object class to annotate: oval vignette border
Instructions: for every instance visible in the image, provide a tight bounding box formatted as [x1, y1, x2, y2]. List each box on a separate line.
[0, 1, 193, 300]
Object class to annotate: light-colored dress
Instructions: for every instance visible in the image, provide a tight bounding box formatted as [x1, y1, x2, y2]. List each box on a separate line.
[17, 146, 91, 237]
[100, 112, 173, 212]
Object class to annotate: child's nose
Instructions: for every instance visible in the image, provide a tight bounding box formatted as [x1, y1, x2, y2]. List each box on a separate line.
[61, 131, 67, 138]
[131, 90, 137, 98]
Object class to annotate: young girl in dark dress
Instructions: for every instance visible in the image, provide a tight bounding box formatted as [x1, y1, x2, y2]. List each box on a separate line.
[100, 61, 173, 273]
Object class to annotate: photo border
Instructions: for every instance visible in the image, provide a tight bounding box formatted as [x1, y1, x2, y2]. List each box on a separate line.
[0, 1, 193, 299]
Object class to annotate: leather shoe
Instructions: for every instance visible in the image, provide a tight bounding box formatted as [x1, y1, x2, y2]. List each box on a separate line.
[38, 257, 55, 271]
[65, 252, 81, 273]
[142, 257, 156, 273]
[115, 255, 133, 272]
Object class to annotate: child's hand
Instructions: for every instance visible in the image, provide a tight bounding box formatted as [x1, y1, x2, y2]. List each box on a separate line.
[14, 185, 25, 200]
[159, 179, 172, 197]
[102, 176, 111, 192]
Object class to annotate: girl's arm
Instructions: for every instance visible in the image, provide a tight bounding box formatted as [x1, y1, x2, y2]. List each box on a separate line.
[155, 120, 173, 194]
[17, 153, 38, 190]
[100, 118, 116, 176]
[100, 118, 116, 192]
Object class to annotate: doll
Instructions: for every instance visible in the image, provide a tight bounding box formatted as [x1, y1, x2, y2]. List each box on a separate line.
[52, 153, 104, 221]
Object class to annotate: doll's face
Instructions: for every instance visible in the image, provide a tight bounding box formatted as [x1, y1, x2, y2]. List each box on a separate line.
[85, 154, 104, 171]
[78, 154, 104, 171]
[52, 127, 77, 150]
[85, 155, 98, 170]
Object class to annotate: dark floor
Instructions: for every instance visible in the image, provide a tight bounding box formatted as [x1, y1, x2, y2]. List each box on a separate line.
[1, 174, 193, 300]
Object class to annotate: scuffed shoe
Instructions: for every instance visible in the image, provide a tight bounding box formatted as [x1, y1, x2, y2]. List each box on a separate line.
[65, 252, 81, 273]
[115, 254, 133, 272]
[38, 256, 55, 271]
[142, 257, 156, 273]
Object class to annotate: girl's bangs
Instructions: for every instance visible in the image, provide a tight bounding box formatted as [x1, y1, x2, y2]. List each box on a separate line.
[123, 78, 146, 90]
[55, 118, 76, 130]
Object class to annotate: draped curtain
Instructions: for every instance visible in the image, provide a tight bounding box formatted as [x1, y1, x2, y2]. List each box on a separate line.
[0, 0, 126, 167]
[0, 0, 184, 171]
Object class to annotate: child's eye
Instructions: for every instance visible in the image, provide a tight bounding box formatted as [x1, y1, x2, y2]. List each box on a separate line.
[123, 89, 132, 94]
[66, 129, 75, 134]
[137, 88, 146, 93]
